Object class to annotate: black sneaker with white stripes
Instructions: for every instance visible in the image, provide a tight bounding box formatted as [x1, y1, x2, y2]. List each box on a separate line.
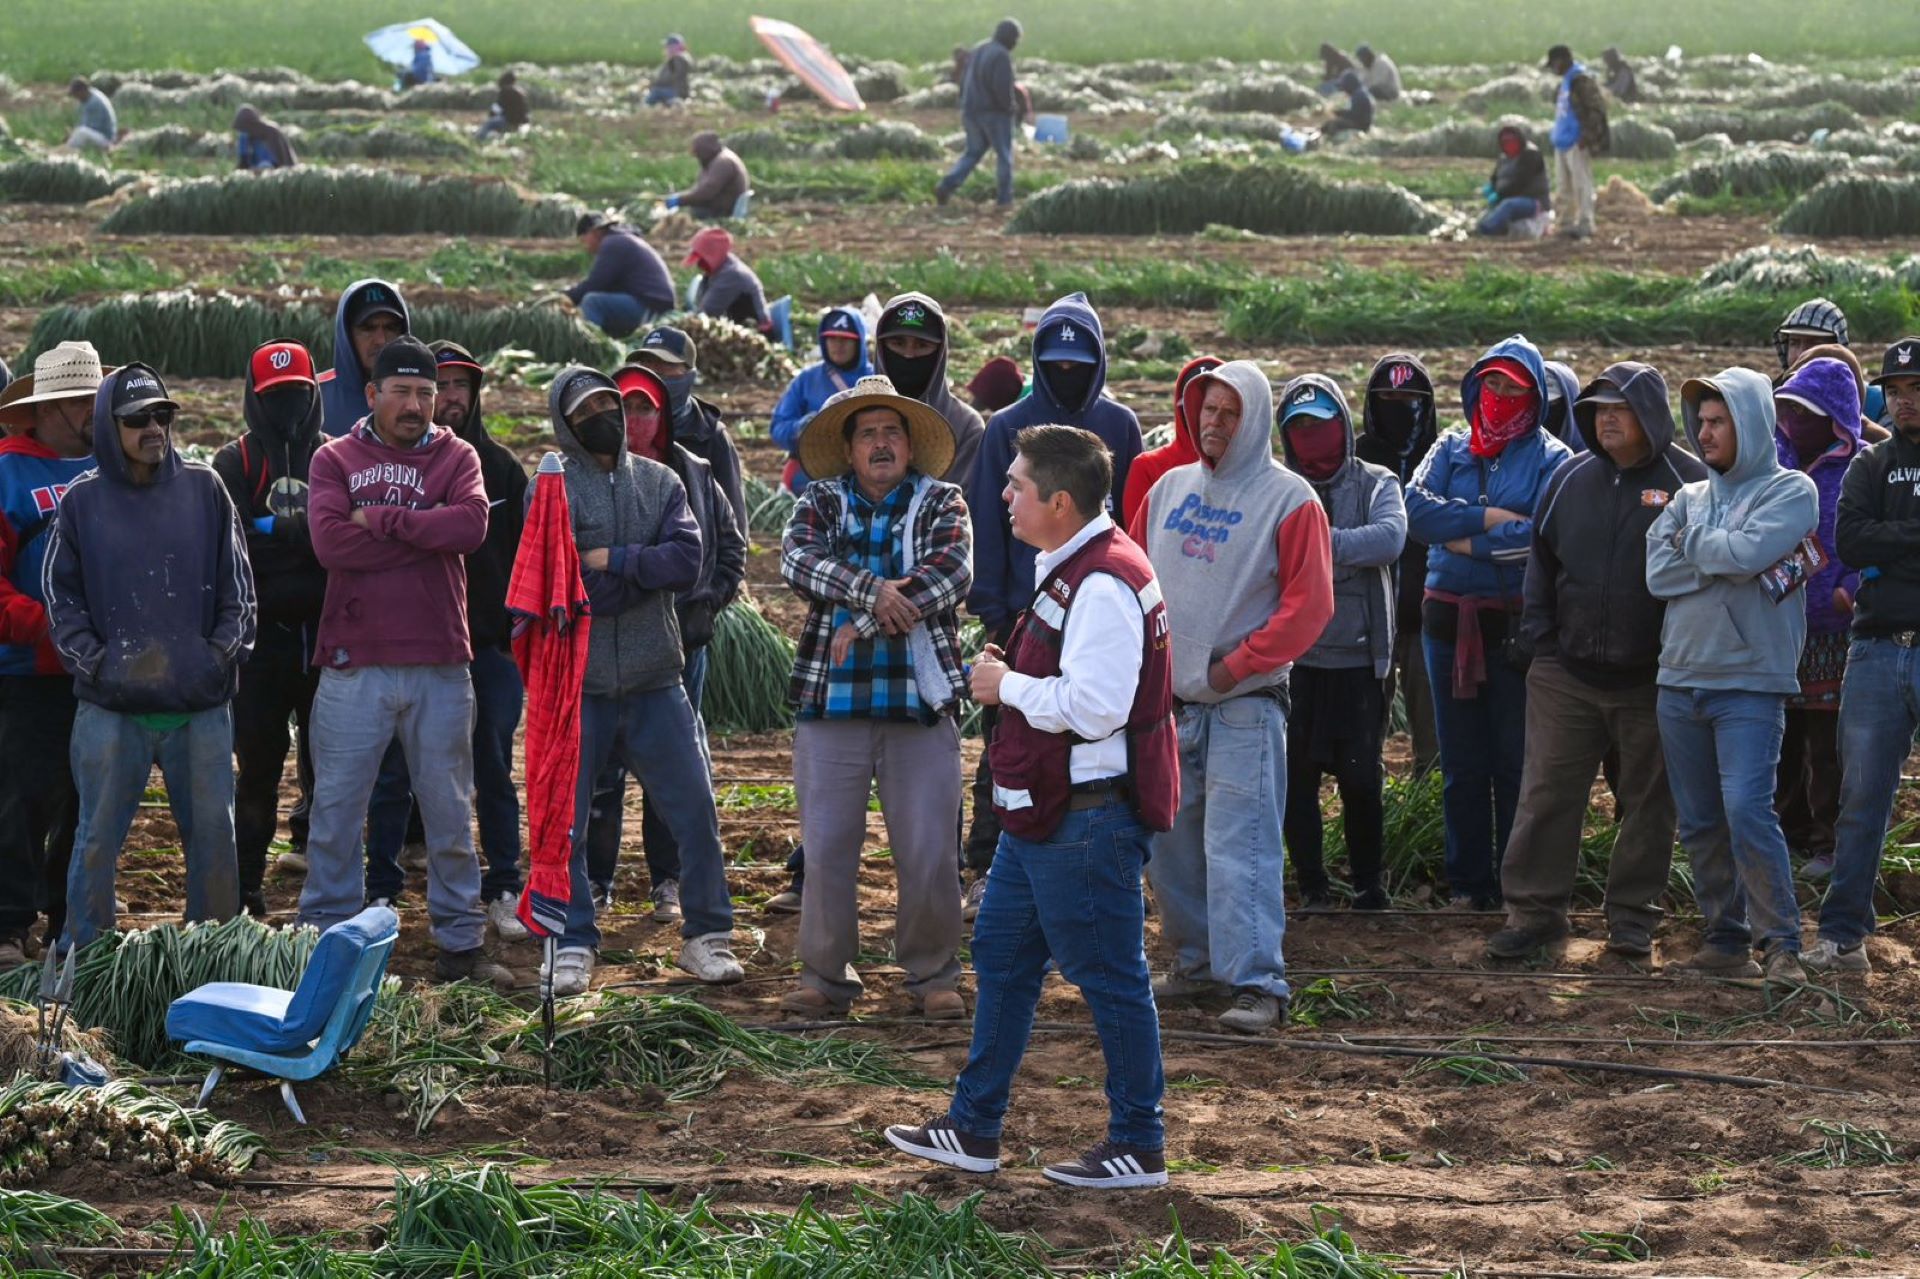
[884, 1115, 1000, 1174]
[1042, 1139, 1168, 1189]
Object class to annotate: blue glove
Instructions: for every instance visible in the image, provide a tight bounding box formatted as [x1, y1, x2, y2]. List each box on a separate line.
[252, 515, 275, 535]
[1482, 181, 1498, 206]
[664, 196, 681, 210]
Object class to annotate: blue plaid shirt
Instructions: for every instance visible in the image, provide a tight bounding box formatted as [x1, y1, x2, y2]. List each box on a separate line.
[806, 479, 929, 724]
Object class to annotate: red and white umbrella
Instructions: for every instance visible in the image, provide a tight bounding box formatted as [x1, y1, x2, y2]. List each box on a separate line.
[751, 16, 865, 112]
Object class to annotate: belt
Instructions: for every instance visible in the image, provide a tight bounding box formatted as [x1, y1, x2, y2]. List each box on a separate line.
[1067, 775, 1130, 810]
[1889, 631, 1920, 649]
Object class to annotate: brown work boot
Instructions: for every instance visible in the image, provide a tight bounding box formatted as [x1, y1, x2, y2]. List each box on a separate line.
[917, 989, 966, 1021]
[779, 985, 850, 1018]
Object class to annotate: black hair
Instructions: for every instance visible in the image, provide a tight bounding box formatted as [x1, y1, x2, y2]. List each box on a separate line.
[1015, 424, 1111, 519]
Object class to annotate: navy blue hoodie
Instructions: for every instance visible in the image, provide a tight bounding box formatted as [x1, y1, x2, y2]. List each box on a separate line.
[319, 279, 411, 438]
[43, 365, 257, 714]
[964, 292, 1142, 628]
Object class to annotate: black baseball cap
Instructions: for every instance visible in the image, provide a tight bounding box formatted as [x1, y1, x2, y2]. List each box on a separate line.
[631, 326, 695, 368]
[110, 364, 178, 418]
[371, 336, 437, 383]
[576, 211, 615, 236]
[1872, 337, 1920, 385]
[1544, 44, 1572, 68]
[346, 281, 405, 329]
[878, 298, 946, 344]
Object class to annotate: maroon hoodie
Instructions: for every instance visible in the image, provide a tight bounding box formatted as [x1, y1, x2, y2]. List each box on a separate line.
[309, 417, 488, 669]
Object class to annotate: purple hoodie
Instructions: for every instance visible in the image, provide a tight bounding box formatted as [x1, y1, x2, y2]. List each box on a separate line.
[1773, 357, 1862, 636]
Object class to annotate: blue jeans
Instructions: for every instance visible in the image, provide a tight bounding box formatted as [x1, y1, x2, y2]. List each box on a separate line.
[570, 685, 731, 948]
[1147, 695, 1290, 999]
[578, 292, 653, 339]
[1821, 638, 1920, 947]
[1657, 686, 1801, 957]
[64, 702, 237, 949]
[938, 111, 1015, 205]
[1476, 196, 1541, 236]
[644, 86, 680, 107]
[950, 800, 1163, 1149]
[587, 646, 708, 889]
[1425, 634, 1528, 904]
[367, 647, 525, 901]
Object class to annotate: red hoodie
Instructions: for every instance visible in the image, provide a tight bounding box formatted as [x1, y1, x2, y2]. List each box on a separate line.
[308, 418, 489, 670]
[1120, 355, 1223, 531]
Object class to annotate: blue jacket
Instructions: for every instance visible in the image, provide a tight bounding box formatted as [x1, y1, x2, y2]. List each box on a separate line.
[0, 434, 95, 677]
[410, 47, 436, 86]
[42, 365, 257, 714]
[771, 307, 872, 489]
[962, 24, 1019, 118]
[1406, 336, 1574, 601]
[964, 292, 1142, 628]
[1552, 65, 1586, 151]
[319, 278, 410, 438]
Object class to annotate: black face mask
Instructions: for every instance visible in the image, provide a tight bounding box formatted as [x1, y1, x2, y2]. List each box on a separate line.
[659, 370, 697, 416]
[1369, 397, 1427, 452]
[1044, 362, 1097, 411]
[574, 410, 625, 457]
[257, 385, 314, 442]
[884, 348, 941, 399]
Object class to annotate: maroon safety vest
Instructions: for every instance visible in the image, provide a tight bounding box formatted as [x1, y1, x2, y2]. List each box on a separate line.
[988, 527, 1178, 840]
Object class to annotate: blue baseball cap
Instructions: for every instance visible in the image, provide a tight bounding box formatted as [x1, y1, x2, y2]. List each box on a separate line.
[1279, 383, 1342, 423]
[1035, 322, 1100, 365]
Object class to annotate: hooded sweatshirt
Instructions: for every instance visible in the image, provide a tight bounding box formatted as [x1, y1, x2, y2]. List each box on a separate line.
[1405, 336, 1574, 601]
[680, 133, 750, 218]
[1357, 351, 1440, 634]
[1522, 361, 1710, 688]
[1130, 361, 1334, 704]
[966, 292, 1143, 629]
[1120, 355, 1221, 530]
[665, 379, 747, 544]
[43, 366, 256, 713]
[771, 306, 873, 481]
[1540, 360, 1586, 453]
[319, 279, 410, 438]
[234, 105, 296, 170]
[546, 369, 702, 697]
[1276, 375, 1405, 677]
[0, 423, 107, 677]
[565, 226, 675, 315]
[1646, 367, 1819, 695]
[1772, 357, 1862, 638]
[307, 415, 488, 671]
[872, 292, 985, 488]
[211, 356, 326, 630]
[429, 340, 529, 653]
[962, 21, 1020, 118]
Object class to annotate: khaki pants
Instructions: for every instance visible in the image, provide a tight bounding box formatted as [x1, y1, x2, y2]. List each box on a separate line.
[795, 717, 963, 1004]
[1555, 145, 1596, 236]
[1500, 656, 1674, 932]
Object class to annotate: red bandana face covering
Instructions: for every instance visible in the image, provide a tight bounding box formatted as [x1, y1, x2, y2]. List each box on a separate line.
[1470, 386, 1538, 458]
[1286, 414, 1347, 481]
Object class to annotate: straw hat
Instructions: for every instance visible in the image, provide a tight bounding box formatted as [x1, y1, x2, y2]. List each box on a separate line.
[0, 342, 105, 433]
[798, 375, 955, 482]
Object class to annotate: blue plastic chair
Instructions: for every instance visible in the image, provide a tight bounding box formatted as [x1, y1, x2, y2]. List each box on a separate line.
[166, 906, 399, 1124]
[768, 294, 794, 351]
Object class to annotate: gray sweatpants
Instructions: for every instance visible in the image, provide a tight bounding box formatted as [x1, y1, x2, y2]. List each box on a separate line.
[794, 716, 963, 1004]
[298, 664, 483, 951]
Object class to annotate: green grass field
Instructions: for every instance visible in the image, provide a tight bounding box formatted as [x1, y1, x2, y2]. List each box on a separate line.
[2, 0, 1917, 81]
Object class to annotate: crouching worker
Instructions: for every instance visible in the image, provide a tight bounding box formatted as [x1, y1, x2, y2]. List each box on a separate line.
[547, 368, 741, 994]
[48, 366, 255, 948]
[887, 424, 1179, 1189]
[778, 375, 971, 1020]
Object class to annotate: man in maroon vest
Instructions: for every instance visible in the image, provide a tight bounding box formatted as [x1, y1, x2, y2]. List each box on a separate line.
[886, 424, 1178, 1191]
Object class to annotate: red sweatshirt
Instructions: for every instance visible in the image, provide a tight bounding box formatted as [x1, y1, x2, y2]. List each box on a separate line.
[309, 419, 489, 670]
[1119, 355, 1221, 532]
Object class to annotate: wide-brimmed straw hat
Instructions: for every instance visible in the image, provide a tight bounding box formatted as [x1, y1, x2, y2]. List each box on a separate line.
[0, 342, 105, 433]
[798, 374, 955, 482]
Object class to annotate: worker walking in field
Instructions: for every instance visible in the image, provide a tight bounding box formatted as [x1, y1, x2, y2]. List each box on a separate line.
[1544, 45, 1609, 240]
[48, 365, 255, 950]
[888, 424, 1177, 1189]
[935, 18, 1023, 207]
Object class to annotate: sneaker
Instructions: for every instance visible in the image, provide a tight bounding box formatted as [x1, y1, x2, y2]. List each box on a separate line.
[399, 843, 430, 873]
[962, 878, 988, 923]
[272, 849, 308, 876]
[917, 989, 966, 1020]
[679, 931, 745, 984]
[241, 890, 269, 919]
[650, 879, 682, 924]
[1352, 885, 1391, 911]
[488, 895, 529, 942]
[1042, 1139, 1168, 1190]
[1218, 989, 1286, 1034]
[434, 946, 482, 983]
[885, 1115, 999, 1173]
[1606, 922, 1654, 958]
[1671, 945, 1762, 978]
[1152, 971, 1226, 1002]
[590, 881, 614, 912]
[0, 937, 25, 973]
[1764, 948, 1807, 988]
[764, 883, 803, 914]
[779, 985, 849, 1017]
[1802, 937, 1870, 973]
[1799, 853, 1837, 880]
[543, 946, 594, 997]
[1485, 921, 1567, 960]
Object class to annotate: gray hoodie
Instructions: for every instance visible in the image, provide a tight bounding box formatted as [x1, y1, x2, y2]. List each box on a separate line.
[1138, 360, 1334, 704]
[1276, 374, 1406, 677]
[1646, 366, 1819, 695]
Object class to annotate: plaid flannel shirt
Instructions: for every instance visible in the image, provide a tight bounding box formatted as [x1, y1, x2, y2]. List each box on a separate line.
[781, 471, 973, 717]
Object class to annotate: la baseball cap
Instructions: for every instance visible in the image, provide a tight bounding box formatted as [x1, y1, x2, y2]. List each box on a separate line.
[250, 341, 316, 392]
[1034, 322, 1099, 365]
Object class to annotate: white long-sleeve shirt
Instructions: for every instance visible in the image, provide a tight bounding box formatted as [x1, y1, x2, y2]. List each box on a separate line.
[998, 513, 1144, 783]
